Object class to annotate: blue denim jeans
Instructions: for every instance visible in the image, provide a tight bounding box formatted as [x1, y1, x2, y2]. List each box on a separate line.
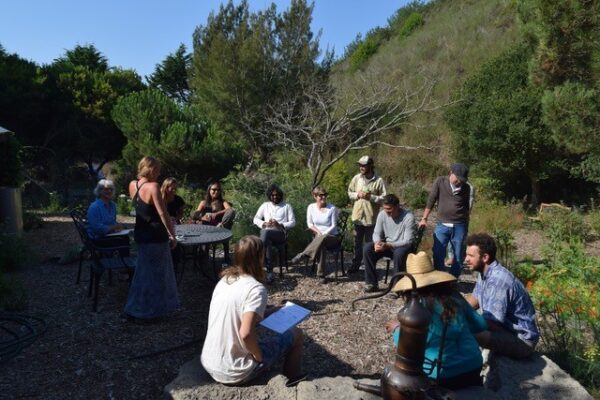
[432, 223, 467, 277]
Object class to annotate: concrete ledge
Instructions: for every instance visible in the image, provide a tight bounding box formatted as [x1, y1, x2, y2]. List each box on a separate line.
[165, 353, 592, 400]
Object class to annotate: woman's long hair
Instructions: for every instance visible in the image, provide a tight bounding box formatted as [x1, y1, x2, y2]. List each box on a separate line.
[161, 177, 177, 203]
[204, 180, 223, 204]
[137, 156, 161, 180]
[403, 281, 459, 323]
[221, 235, 266, 284]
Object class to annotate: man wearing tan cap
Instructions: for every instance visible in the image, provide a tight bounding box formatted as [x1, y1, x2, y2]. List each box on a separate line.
[347, 155, 387, 273]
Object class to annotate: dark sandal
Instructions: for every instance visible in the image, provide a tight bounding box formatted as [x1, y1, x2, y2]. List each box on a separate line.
[285, 374, 307, 387]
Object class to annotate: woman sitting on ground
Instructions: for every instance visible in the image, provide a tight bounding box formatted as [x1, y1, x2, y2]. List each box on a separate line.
[291, 186, 340, 284]
[194, 180, 235, 228]
[161, 177, 185, 225]
[385, 251, 488, 390]
[201, 235, 305, 387]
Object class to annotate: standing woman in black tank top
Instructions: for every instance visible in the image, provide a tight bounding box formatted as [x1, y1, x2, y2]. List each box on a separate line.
[124, 156, 180, 320]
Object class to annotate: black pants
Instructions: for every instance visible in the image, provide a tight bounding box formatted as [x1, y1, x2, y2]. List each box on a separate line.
[363, 242, 412, 286]
[260, 229, 286, 272]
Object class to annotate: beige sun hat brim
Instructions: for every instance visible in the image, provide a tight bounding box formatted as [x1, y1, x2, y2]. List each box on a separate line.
[392, 270, 456, 292]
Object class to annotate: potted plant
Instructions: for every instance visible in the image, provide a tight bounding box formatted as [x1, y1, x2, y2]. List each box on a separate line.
[0, 128, 24, 235]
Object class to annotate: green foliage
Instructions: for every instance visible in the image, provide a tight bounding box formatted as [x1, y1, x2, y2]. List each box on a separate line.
[398, 12, 424, 38]
[116, 194, 133, 216]
[400, 180, 428, 209]
[588, 210, 600, 236]
[349, 28, 390, 72]
[224, 161, 312, 254]
[0, 132, 23, 187]
[445, 44, 564, 205]
[46, 192, 63, 213]
[112, 89, 243, 185]
[190, 0, 322, 159]
[519, 0, 600, 87]
[516, 239, 600, 390]
[0, 232, 29, 272]
[541, 81, 600, 184]
[469, 199, 524, 236]
[467, 176, 504, 203]
[540, 209, 591, 245]
[147, 44, 191, 104]
[321, 158, 352, 208]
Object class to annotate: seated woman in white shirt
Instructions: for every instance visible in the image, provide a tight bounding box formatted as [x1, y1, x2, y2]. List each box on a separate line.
[291, 186, 340, 284]
[200, 235, 305, 387]
[253, 184, 296, 283]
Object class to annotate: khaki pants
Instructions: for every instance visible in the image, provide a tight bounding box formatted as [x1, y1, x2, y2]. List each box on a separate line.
[301, 234, 341, 276]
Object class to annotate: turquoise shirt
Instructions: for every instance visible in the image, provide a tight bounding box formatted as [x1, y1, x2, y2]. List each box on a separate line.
[393, 294, 486, 379]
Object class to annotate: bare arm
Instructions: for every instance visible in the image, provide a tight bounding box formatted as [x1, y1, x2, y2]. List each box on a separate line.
[149, 183, 177, 247]
[466, 293, 479, 310]
[240, 312, 263, 363]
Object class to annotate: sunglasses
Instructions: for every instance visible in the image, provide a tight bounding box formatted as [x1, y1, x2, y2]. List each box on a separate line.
[315, 193, 328, 197]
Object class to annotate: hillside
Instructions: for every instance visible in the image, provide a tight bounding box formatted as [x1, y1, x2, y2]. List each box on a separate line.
[332, 0, 520, 191]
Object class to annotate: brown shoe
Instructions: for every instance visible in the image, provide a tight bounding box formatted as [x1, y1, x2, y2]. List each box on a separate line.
[364, 284, 379, 293]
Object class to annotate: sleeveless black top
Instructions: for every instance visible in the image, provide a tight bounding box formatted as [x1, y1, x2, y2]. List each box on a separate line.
[134, 181, 169, 243]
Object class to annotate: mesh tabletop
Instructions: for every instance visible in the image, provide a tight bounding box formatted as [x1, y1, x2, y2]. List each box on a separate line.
[175, 224, 232, 246]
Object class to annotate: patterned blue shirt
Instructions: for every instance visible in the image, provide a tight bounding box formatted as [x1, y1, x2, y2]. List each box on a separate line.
[86, 199, 117, 239]
[473, 261, 539, 344]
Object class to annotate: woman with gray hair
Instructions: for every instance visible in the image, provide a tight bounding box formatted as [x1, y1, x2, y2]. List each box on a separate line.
[86, 179, 125, 239]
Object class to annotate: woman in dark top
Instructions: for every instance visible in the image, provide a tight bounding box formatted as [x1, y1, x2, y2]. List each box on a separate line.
[194, 180, 235, 228]
[125, 156, 180, 320]
[161, 177, 185, 224]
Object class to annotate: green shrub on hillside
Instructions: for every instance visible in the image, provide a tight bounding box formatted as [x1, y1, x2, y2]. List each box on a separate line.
[398, 12, 424, 38]
[349, 27, 391, 72]
[0, 132, 24, 188]
[540, 209, 591, 244]
[400, 180, 428, 209]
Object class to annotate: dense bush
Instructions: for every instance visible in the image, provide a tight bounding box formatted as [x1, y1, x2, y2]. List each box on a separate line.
[321, 158, 352, 208]
[224, 162, 313, 255]
[349, 27, 391, 72]
[540, 209, 591, 245]
[400, 180, 428, 209]
[468, 199, 524, 236]
[513, 240, 600, 391]
[398, 12, 424, 38]
[116, 194, 133, 216]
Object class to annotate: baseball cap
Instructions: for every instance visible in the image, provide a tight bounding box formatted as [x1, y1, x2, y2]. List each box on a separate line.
[450, 163, 469, 183]
[357, 155, 373, 165]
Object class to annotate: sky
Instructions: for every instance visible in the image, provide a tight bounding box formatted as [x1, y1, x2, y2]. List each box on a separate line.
[0, 0, 411, 78]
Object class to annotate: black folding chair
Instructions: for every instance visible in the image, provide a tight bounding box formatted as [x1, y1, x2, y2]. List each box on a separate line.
[308, 210, 350, 279]
[70, 209, 135, 311]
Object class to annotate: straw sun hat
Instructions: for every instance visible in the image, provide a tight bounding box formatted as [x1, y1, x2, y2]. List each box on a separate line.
[392, 251, 456, 292]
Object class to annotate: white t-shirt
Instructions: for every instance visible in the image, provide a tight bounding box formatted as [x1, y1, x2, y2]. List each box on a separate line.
[253, 201, 296, 230]
[306, 203, 338, 236]
[201, 274, 268, 384]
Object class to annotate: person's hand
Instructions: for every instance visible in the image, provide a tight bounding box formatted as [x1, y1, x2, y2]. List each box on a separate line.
[385, 319, 400, 333]
[202, 213, 212, 222]
[418, 217, 427, 229]
[363, 192, 371, 201]
[374, 241, 386, 252]
[169, 236, 177, 249]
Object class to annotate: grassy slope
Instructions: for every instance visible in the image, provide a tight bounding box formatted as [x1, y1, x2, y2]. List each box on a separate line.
[332, 0, 520, 194]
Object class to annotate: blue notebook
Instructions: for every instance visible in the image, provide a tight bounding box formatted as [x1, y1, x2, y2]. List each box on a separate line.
[259, 302, 311, 334]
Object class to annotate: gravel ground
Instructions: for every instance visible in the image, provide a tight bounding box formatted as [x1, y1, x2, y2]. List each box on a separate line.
[3, 214, 597, 399]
